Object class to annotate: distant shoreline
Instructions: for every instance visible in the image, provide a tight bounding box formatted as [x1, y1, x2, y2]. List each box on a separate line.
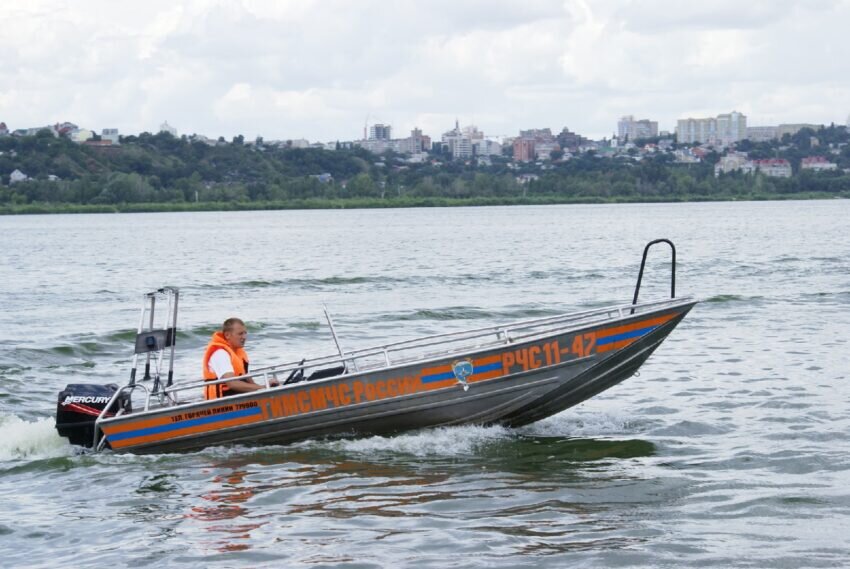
[1, 193, 847, 215]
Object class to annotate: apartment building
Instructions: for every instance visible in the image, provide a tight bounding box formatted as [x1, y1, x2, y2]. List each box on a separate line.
[441, 121, 477, 159]
[751, 158, 792, 177]
[677, 111, 746, 145]
[776, 123, 822, 138]
[746, 126, 778, 142]
[714, 152, 749, 176]
[513, 138, 536, 162]
[617, 115, 658, 141]
[369, 124, 392, 140]
[800, 156, 837, 172]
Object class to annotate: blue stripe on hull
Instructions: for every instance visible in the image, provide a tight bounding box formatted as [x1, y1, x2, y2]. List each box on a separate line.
[597, 325, 658, 346]
[421, 361, 503, 384]
[108, 407, 263, 441]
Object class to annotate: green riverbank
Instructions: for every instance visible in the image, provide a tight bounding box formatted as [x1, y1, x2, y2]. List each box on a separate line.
[2, 192, 847, 215]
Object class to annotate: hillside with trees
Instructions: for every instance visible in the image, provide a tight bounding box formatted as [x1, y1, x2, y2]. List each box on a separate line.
[2, 125, 849, 213]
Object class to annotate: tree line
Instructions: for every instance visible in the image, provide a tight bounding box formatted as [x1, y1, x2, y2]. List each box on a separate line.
[2, 126, 849, 210]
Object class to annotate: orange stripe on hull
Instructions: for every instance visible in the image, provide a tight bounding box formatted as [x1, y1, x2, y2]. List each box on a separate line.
[596, 312, 678, 353]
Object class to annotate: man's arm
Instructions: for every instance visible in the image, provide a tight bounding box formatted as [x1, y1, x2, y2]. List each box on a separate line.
[220, 372, 269, 393]
[208, 349, 278, 392]
[222, 374, 279, 391]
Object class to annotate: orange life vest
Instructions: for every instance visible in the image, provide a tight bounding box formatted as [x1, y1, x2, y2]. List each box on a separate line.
[202, 331, 250, 400]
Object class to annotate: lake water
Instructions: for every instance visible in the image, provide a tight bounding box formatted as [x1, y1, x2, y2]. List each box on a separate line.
[1, 201, 848, 568]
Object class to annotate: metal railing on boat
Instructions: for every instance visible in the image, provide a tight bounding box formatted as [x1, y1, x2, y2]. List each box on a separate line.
[107, 295, 693, 415]
[91, 236, 691, 449]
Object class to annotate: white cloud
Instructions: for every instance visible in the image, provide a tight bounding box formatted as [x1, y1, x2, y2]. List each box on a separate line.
[138, 5, 186, 60]
[0, 0, 848, 140]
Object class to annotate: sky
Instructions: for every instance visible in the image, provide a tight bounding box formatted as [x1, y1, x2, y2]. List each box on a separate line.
[2, 0, 849, 143]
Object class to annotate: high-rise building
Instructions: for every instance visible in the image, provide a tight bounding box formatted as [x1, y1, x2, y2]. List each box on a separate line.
[617, 116, 659, 141]
[617, 117, 632, 141]
[453, 137, 473, 159]
[717, 111, 746, 145]
[411, 127, 429, 152]
[462, 125, 484, 143]
[396, 128, 430, 154]
[676, 111, 746, 145]
[369, 124, 391, 140]
[676, 118, 714, 144]
[474, 139, 502, 157]
[357, 127, 433, 156]
[513, 138, 536, 162]
[441, 120, 474, 159]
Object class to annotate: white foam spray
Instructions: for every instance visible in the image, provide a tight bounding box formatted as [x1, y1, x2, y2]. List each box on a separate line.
[521, 408, 642, 438]
[0, 413, 74, 463]
[318, 424, 514, 457]
[289, 409, 642, 458]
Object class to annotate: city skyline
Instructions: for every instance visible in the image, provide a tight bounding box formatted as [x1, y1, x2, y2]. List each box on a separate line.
[2, 1, 849, 142]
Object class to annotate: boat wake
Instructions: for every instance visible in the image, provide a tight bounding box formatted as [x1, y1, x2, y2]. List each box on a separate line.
[287, 410, 643, 458]
[321, 424, 516, 456]
[522, 409, 646, 438]
[0, 408, 644, 465]
[0, 413, 74, 463]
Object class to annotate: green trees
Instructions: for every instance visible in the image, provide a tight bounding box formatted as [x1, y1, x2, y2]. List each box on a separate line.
[1, 126, 849, 212]
[346, 173, 377, 197]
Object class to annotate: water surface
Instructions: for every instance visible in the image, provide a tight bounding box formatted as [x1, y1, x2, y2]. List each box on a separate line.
[1, 201, 848, 567]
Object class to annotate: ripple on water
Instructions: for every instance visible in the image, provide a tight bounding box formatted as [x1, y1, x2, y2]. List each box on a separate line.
[648, 421, 734, 437]
[2, 203, 850, 568]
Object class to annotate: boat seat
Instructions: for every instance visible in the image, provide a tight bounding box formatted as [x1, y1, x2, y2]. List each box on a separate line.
[307, 364, 346, 382]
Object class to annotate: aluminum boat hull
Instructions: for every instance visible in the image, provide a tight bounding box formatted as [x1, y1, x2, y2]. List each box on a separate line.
[96, 300, 696, 454]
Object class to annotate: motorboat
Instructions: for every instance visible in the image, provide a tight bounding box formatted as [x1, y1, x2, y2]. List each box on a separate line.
[55, 239, 697, 454]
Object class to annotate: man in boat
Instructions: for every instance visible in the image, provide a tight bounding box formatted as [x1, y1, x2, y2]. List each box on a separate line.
[202, 317, 278, 399]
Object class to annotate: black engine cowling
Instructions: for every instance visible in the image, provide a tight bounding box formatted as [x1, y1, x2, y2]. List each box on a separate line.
[55, 384, 132, 448]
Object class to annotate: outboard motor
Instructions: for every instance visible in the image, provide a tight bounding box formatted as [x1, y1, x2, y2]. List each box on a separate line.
[55, 384, 132, 448]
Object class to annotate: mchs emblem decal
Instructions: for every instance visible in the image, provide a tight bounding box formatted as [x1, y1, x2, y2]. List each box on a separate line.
[452, 359, 473, 390]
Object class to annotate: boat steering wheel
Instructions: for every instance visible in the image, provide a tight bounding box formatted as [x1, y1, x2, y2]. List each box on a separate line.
[283, 359, 306, 385]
